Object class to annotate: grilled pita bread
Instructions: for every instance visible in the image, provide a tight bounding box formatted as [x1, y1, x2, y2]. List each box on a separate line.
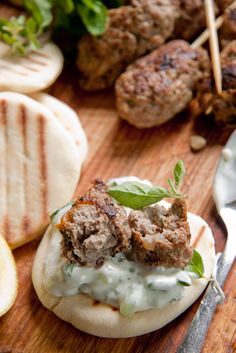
[32, 203, 215, 338]
[0, 233, 18, 317]
[0, 92, 82, 249]
[0, 42, 63, 93]
[30, 93, 88, 163]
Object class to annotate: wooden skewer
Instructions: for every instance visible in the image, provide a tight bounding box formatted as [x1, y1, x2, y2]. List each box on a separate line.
[191, 16, 223, 49]
[204, 0, 222, 95]
[191, 0, 236, 49]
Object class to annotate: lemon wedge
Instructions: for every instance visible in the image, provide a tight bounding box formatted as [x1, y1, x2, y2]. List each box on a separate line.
[0, 234, 18, 317]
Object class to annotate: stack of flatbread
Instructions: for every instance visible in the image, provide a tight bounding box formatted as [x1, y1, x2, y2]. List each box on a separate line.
[0, 10, 88, 318]
[0, 30, 88, 249]
[0, 92, 88, 249]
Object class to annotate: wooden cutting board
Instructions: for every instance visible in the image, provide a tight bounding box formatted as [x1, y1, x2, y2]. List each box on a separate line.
[0, 76, 235, 353]
[0, 4, 236, 352]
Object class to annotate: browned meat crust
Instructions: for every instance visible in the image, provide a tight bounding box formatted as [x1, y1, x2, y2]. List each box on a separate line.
[58, 179, 131, 267]
[115, 40, 210, 128]
[194, 41, 236, 127]
[129, 200, 193, 268]
[76, 0, 221, 91]
[58, 179, 193, 269]
[219, 8, 236, 48]
[212, 41, 236, 126]
[219, 40, 236, 91]
[216, 0, 234, 11]
[77, 1, 177, 91]
[173, 0, 209, 41]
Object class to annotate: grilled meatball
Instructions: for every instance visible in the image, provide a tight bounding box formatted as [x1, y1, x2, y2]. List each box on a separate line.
[129, 200, 193, 268]
[219, 7, 236, 48]
[173, 0, 210, 41]
[194, 39, 236, 127]
[216, 0, 234, 11]
[212, 41, 236, 126]
[58, 179, 131, 267]
[77, 1, 177, 90]
[115, 40, 210, 128]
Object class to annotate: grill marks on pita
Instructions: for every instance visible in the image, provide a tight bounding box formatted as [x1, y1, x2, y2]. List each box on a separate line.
[0, 92, 84, 248]
[0, 51, 47, 76]
[0, 100, 50, 245]
[15, 54, 48, 74]
[18, 104, 31, 237]
[30, 93, 88, 164]
[38, 114, 48, 222]
[0, 43, 63, 93]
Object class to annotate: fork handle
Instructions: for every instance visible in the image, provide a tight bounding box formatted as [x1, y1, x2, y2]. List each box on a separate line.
[176, 252, 235, 353]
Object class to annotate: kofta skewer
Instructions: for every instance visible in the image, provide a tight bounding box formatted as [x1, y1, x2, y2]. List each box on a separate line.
[195, 4, 236, 127]
[197, 40, 236, 127]
[192, 0, 236, 49]
[77, 0, 226, 92]
[77, 0, 177, 91]
[115, 38, 211, 128]
[115, 3, 236, 129]
[219, 2, 236, 47]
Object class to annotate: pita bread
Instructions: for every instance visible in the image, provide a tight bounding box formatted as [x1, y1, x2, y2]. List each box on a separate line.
[32, 204, 215, 338]
[0, 92, 82, 249]
[30, 93, 88, 163]
[0, 42, 63, 93]
[0, 233, 18, 317]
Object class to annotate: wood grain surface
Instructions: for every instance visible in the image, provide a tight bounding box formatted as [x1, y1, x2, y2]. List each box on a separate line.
[0, 3, 236, 353]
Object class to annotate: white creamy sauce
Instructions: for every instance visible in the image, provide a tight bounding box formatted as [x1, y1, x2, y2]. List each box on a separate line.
[43, 176, 193, 316]
[43, 225, 192, 315]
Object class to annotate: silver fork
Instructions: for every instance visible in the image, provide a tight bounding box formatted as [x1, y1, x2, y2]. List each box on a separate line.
[177, 131, 236, 353]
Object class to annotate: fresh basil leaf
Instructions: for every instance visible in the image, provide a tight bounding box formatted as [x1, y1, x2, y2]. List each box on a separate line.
[108, 182, 156, 209]
[77, 0, 107, 36]
[108, 181, 183, 209]
[58, 0, 75, 14]
[108, 161, 186, 209]
[23, 0, 53, 31]
[174, 160, 185, 188]
[0, 0, 113, 54]
[185, 249, 204, 278]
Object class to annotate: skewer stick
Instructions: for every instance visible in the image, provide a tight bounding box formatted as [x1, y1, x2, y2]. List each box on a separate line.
[191, 16, 223, 49]
[204, 0, 222, 95]
[191, 0, 236, 49]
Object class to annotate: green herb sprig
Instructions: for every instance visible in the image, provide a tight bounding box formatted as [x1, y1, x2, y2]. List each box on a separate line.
[185, 249, 205, 279]
[178, 249, 205, 287]
[0, 0, 123, 55]
[108, 160, 186, 210]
